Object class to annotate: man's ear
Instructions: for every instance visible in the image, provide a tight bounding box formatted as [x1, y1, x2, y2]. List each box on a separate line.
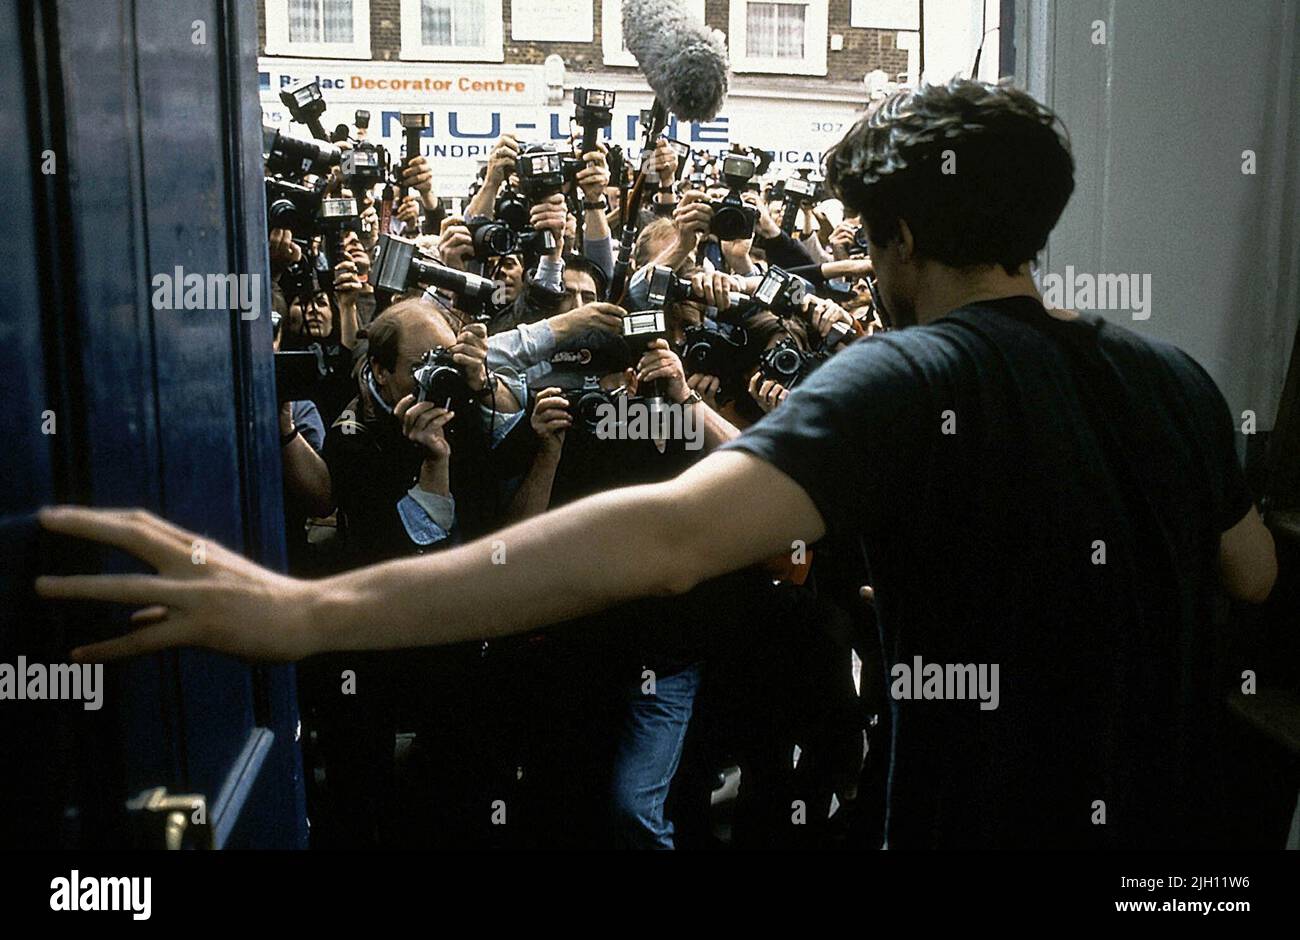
[897, 218, 916, 264]
[371, 359, 389, 388]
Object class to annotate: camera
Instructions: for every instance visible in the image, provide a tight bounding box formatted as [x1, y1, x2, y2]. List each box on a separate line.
[278, 252, 331, 299]
[279, 81, 328, 140]
[341, 140, 388, 192]
[354, 109, 371, 130]
[469, 186, 556, 260]
[553, 377, 619, 434]
[776, 171, 825, 235]
[573, 87, 615, 154]
[264, 126, 341, 179]
[681, 318, 750, 398]
[317, 196, 360, 266]
[493, 186, 531, 230]
[516, 145, 566, 201]
[751, 266, 810, 318]
[265, 177, 324, 234]
[709, 153, 760, 241]
[850, 226, 871, 256]
[645, 265, 749, 311]
[758, 338, 816, 389]
[465, 217, 517, 259]
[373, 234, 501, 316]
[274, 344, 332, 403]
[411, 347, 472, 408]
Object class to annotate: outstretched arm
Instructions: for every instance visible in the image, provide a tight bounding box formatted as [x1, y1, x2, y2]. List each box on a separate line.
[37, 451, 826, 663]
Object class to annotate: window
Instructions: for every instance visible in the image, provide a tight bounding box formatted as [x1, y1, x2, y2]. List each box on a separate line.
[265, 0, 371, 59]
[728, 0, 827, 75]
[400, 0, 504, 62]
[603, 0, 706, 66]
[745, 3, 805, 59]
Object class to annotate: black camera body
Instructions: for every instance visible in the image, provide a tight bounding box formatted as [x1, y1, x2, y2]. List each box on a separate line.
[554, 377, 618, 434]
[465, 216, 517, 259]
[412, 347, 472, 408]
[709, 153, 760, 241]
[264, 126, 341, 179]
[758, 338, 817, 389]
[850, 227, 872, 256]
[682, 318, 750, 396]
[265, 177, 324, 234]
[516, 145, 565, 201]
[341, 140, 388, 192]
[274, 343, 332, 403]
[493, 186, 530, 230]
[472, 186, 556, 260]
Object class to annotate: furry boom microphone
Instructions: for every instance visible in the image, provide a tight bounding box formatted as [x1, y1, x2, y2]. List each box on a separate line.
[621, 0, 730, 122]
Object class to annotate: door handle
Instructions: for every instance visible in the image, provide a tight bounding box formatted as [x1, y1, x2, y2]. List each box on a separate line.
[126, 787, 211, 850]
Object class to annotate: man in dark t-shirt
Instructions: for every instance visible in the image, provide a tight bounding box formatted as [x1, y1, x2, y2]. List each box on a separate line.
[41, 80, 1279, 849]
[723, 296, 1255, 846]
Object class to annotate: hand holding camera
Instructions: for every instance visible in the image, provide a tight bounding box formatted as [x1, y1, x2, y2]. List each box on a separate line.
[749, 191, 782, 240]
[637, 339, 690, 405]
[805, 295, 856, 345]
[400, 154, 435, 197]
[397, 194, 422, 234]
[529, 193, 568, 259]
[486, 134, 520, 187]
[395, 395, 454, 478]
[449, 322, 491, 394]
[673, 191, 713, 248]
[332, 257, 363, 296]
[269, 228, 302, 272]
[530, 387, 572, 452]
[576, 150, 611, 203]
[689, 270, 744, 312]
[549, 301, 626, 345]
[748, 370, 789, 414]
[686, 373, 722, 409]
[829, 220, 859, 261]
[437, 216, 474, 271]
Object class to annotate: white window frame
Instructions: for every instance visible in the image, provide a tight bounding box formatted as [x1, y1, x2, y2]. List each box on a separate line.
[399, 0, 504, 63]
[728, 0, 828, 76]
[602, 0, 707, 66]
[265, 0, 372, 59]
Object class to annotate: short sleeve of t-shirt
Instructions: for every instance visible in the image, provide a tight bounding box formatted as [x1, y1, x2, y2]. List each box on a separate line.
[719, 335, 930, 536]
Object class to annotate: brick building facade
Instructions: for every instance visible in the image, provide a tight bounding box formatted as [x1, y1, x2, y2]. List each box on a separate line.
[258, 0, 913, 92]
[254, 0, 947, 192]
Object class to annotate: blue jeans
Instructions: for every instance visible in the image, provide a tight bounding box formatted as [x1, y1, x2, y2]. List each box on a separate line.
[610, 662, 703, 849]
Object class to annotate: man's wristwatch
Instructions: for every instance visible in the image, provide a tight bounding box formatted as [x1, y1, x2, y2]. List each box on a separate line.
[581, 196, 608, 212]
[682, 389, 704, 407]
[474, 371, 501, 402]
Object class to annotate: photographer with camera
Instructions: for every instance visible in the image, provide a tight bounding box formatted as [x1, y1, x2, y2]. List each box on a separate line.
[304, 298, 525, 847]
[505, 327, 748, 848]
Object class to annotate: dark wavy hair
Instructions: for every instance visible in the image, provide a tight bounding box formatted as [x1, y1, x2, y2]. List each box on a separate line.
[825, 79, 1075, 274]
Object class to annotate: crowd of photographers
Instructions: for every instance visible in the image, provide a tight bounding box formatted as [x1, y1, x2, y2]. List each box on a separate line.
[264, 83, 887, 849]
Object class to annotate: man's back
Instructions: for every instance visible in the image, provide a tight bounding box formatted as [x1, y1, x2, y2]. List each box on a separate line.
[725, 295, 1253, 847]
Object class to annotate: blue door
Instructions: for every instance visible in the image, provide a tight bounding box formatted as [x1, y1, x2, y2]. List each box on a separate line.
[0, 0, 307, 849]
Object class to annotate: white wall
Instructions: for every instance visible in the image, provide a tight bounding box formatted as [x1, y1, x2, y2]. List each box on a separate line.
[922, 0, 1004, 84]
[1017, 0, 1300, 427]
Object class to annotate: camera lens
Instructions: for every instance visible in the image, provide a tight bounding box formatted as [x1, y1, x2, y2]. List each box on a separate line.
[771, 346, 802, 377]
